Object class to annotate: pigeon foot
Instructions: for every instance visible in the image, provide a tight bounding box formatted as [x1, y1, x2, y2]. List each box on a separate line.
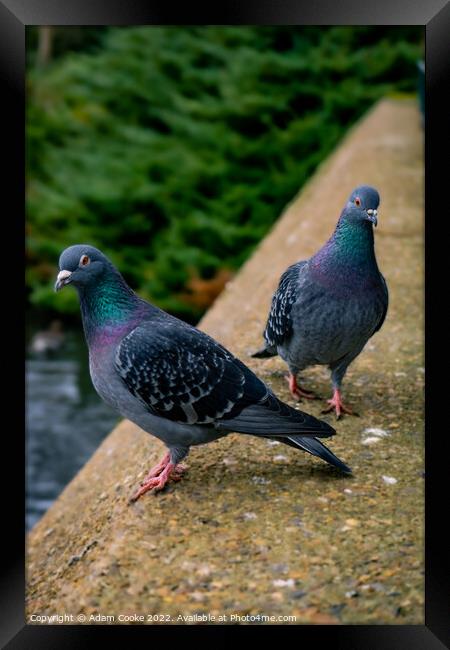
[286, 373, 318, 401]
[321, 389, 358, 420]
[129, 455, 187, 502]
[144, 452, 171, 478]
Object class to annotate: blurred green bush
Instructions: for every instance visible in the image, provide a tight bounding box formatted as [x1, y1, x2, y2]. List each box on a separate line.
[26, 26, 422, 321]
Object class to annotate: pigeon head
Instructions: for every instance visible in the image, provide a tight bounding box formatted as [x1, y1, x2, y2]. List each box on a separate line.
[342, 185, 380, 227]
[55, 244, 115, 292]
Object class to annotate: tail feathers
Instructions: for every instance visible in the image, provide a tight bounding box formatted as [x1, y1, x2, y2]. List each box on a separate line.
[216, 394, 335, 439]
[250, 345, 277, 359]
[278, 435, 352, 474]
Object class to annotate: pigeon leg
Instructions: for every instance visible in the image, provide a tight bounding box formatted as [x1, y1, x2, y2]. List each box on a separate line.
[129, 455, 187, 501]
[146, 452, 171, 478]
[286, 373, 317, 401]
[321, 389, 358, 420]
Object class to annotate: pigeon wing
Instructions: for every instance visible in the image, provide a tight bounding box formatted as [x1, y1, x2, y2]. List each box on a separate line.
[372, 272, 389, 335]
[114, 319, 267, 425]
[263, 261, 304, 347]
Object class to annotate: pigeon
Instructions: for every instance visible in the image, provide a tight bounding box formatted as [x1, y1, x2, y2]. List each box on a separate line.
[252, 185, 388, 419]
[55, 245, 351, 500]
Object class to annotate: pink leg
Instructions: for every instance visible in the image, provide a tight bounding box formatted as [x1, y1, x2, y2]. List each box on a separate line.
[286, 373, 318, 401]
[321, 389, 358, 420]
[129, 454, 187, 502]
[147, 452, 171, 478]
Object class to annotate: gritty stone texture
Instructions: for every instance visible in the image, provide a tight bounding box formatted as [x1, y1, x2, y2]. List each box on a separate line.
[27, 99, 424, 625]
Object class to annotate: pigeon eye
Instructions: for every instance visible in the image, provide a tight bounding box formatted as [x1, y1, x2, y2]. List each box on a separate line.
[79, 255, 90, 267]
[354, 197, 361, 207]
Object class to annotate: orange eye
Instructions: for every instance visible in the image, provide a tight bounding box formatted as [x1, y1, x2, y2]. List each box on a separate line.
[80, 255, 90, 267]
[355, 197, 361, 207]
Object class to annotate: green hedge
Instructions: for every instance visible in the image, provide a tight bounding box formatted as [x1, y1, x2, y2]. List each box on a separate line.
[26, 26, 423, 321]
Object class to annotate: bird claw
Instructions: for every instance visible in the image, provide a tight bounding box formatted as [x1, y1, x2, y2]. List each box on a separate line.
[169, 464, 187, 482]
[292, 387, 318, 401]
[321, 390, 358, 419]
[285, 374, 318, 401]
[145, 452, 171, 479]
[129, 475, 168, 502]
[129, 458, 187, 502]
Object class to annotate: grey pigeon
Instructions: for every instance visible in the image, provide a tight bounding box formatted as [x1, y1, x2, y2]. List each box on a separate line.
[55, 245, 351, 500]
[252, 185, 388, 419]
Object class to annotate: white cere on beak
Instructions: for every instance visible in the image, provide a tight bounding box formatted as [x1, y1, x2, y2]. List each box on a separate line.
[367, 209, 377, 216]
[55, 269, 72, 291]
[57, 270, 72, 282]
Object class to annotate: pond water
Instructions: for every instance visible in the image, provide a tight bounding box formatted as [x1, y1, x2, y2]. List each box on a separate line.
[26, 325, 119, 530]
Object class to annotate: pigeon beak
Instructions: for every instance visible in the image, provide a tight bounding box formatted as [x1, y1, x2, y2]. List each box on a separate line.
[55, 270, 72, 292]
[366, 208, 378, 227]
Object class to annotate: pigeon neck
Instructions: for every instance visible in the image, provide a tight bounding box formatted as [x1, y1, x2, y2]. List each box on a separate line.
[317, 218, 377, 269]
[79, 271, 141, 343]
[311, 217, 379, 286]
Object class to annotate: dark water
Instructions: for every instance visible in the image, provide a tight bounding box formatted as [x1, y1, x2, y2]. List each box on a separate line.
[26, 326, 119, 531]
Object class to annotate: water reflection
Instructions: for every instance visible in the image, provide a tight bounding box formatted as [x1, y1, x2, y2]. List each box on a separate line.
[26, 329, 119, 530]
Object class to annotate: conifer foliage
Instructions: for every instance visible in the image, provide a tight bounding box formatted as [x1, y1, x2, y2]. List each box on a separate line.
[26, 26, 422, 320]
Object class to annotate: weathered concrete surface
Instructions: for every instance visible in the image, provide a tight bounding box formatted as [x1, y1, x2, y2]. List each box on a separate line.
[27, 99, 424, 625]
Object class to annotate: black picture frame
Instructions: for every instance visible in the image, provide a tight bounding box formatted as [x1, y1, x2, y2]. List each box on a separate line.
[7, 1, 449, 647]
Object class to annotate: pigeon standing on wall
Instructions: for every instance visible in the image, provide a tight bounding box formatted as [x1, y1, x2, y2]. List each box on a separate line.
[55, 245, 351, 501]
[252, 186, 388, 419]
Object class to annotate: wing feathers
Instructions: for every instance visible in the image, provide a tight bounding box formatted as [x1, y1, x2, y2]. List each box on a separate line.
[115, 317, 265, 426]
[263, 261, 304, 348]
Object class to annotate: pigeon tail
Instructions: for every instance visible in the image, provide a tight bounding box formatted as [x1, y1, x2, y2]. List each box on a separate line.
[277, 435, 352, 474]
[216, 396, 335, 439]
[250, 345, 277, 359]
